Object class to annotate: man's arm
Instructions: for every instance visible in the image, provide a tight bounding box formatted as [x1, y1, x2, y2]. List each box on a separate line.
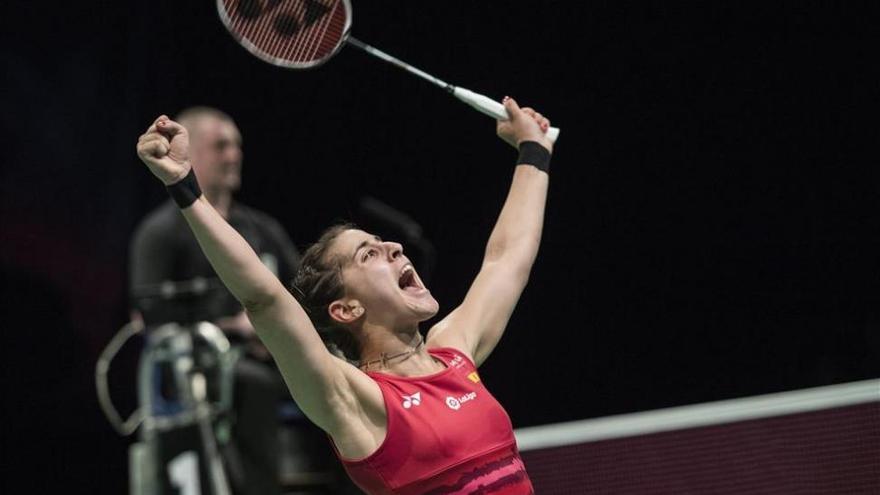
[217, 212, 302, 359]
[429, 98, 553, 366]
[128, 209, 177, 324]
[263, 215, 302, 286]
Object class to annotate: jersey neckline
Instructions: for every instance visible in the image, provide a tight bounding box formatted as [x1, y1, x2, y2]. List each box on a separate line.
[364, 347, 456, 382]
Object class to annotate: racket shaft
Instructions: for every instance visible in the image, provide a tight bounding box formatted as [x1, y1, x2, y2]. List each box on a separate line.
[348, 37, 560, 143]
[347, 37, 450, 90]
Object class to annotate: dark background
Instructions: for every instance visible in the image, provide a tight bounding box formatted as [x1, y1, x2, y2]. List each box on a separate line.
[2, 1, 877, 493]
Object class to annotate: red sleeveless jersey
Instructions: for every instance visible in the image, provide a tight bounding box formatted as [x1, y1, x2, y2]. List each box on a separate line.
[333, 347, 534, 494]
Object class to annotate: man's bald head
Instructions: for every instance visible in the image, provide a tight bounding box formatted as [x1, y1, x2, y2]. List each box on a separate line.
[175, 106, 243, 196]
[175, 106, 235, 140]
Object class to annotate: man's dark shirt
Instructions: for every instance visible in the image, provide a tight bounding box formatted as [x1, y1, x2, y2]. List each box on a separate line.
[129, 200, 300, 326]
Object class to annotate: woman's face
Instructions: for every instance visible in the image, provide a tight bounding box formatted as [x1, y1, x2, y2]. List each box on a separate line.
[329, 229, 438, 327]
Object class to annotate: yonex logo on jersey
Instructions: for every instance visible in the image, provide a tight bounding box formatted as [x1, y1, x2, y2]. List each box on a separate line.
[402, 392, 421, 409]
[450, 355, 465, 368]
[446, 391, 477, 410]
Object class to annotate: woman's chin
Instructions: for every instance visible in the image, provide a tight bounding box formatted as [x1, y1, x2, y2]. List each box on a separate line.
[408, 296, 439, 321]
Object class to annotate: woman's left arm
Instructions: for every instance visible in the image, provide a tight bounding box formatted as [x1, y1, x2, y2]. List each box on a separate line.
[429, 97, 554, 366]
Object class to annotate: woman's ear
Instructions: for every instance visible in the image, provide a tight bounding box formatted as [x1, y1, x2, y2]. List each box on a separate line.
[329, 300, 365, 324]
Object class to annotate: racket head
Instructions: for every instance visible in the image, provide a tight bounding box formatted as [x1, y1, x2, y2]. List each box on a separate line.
[217, 0, 352, 69]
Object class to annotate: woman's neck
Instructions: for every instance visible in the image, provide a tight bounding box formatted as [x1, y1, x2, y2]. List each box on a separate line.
[358, 326, 443, 375]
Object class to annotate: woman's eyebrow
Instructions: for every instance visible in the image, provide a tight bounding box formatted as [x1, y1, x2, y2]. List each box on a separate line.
[351, 236, 383, 261]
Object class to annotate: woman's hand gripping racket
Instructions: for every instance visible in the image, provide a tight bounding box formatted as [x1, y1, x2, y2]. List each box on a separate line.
[217, 0, 560, 143]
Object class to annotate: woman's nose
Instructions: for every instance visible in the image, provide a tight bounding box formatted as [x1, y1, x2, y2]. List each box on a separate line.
[386, 242, 403, 260]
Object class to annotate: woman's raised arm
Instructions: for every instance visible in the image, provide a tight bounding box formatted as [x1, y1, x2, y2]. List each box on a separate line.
[428, 98, 554, 366]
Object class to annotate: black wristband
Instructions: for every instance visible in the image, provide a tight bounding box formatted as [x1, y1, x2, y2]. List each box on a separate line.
[517, 141, 551, 172]
[166, 168, 202, 209]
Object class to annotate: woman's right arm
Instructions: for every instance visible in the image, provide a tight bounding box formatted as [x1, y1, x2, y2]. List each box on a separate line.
[135, 116, 377, 434]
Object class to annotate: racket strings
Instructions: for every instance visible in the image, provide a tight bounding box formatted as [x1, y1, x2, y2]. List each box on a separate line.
[294, 0, 339, 63]
[223, 0, 348, 66]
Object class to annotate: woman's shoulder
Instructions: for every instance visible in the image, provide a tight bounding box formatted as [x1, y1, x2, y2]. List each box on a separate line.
[426, 321, 478, 365]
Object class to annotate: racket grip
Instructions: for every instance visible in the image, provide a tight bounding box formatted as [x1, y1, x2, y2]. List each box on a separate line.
[452, 87, 560, 143]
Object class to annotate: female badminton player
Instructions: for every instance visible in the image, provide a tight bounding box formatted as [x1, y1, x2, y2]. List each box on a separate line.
[136, 97, 553, 494]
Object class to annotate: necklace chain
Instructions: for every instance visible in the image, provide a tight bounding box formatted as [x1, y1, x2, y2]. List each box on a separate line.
[359, 338, 425, 370]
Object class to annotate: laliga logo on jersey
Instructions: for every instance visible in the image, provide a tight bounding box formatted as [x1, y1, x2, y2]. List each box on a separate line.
[445, 391, 477, 410]
[402, 392, 421, 409]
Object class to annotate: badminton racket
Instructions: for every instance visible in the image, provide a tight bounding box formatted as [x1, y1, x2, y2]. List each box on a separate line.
[217, 0, 560, 142]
